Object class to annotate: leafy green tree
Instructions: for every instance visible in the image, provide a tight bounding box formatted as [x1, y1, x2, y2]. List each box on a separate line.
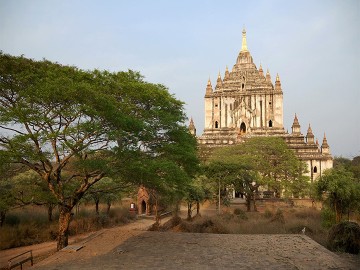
[315, 167, 360, 223]
[0, 53, 198, 249]
[204, 137, 309, 211]
[11, 170, 57, 221]
[349, 156, 360, 180]
[204, 159, 260, 211]
[0, 178, 15, 226]
[85, 177, 131, 215]
[184, 176, 212, 220]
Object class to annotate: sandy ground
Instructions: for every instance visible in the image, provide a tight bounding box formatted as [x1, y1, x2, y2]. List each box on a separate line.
[1, 201, 359, 269]
[1, 218, 156, 270]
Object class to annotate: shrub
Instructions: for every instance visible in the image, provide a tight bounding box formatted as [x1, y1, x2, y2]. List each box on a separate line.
[263, 209, 273, 219]
[321, 207, 336, 228]
[234, 208, 248, 220]
[271, 208, 285, 224]
[179, 217, 229, 234]
[327, 221, 360, 254]
[4, 214, 20, 226]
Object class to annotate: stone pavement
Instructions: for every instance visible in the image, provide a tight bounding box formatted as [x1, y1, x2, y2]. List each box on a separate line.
[34, 231, 356, 270]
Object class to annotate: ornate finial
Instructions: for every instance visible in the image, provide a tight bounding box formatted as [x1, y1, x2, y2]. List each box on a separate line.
[259, 63, 264, 76]
[291, 113, 301, 134]
[321, 132, 330, 154]
[241, 28, 248, 52]
[189, 117, 196, 136]
[216, 72, 223, 90]
[224, 66, 230, 80]
[275, 73, 282, 90]
[266, 69, 271, 81]
[306, 124, 314, 144]
[206, 78, 213, 95]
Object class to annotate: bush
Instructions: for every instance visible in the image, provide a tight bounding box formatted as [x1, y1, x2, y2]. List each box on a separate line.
[327, 221, 360, 254]
[179, 217, 229, 234]
[234, 208, 248, 220]
[270, 208, 285, 224]
[263, 209, 273, 219]
[321, 207, 336, 228]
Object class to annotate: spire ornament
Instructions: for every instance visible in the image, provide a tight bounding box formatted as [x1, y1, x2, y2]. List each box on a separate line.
[241, 28, 248, 52]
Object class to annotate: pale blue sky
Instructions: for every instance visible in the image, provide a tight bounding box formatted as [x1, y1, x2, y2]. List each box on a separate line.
[0, 0, 359, 158]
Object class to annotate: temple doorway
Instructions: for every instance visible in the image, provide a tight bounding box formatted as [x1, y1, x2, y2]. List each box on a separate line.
[141, 200, 146, 214]
[240, 122, 246, 133]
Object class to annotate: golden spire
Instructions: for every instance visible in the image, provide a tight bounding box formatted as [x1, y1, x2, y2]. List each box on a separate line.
[241, 28, 248, 52]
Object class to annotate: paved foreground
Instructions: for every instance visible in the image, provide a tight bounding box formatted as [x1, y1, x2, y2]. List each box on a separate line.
[34, 229, 356, 270]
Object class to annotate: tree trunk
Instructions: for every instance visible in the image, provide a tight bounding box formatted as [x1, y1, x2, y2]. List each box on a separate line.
[253, 191, 257, 212]
[95, 199, 100, 215]
[187, 202, 192, 220]
[57, 207, 72, 250]
[155, 199, 160, 225]
[173, 201, 180, 217]
[246, 196, 251, 211]
[196, 201, 200, 216]
[335, 201, 341, 223]
[0, 211, 6, 227]
[106, 201, 111, 215]
[48, 205, 53, 222]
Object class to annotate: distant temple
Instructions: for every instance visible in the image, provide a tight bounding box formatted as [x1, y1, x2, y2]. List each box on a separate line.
[191, 29, 333, 182]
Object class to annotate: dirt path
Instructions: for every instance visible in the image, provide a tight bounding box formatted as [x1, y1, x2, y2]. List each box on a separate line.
[2, 203, 358, 269]
[0, 202, 212, 269]
[0, 218, 156, 270]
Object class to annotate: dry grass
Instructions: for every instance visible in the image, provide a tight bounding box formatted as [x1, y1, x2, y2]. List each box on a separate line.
[165, 204, 329, 247]
[0, 204, 135, 250]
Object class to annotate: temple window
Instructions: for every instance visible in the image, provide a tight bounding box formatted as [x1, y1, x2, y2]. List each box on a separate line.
[314, 166, 318, 173]
[215, 121, 219, 128]
[269, 120, 273, 127]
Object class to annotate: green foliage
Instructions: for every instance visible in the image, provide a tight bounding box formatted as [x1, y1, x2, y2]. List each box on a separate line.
[271, 208, 285, 224]
[203, 137, 309, 211]
[263, 209, 273, 219]
[0, 52, 198, 248]
[321, 207, 336, 228]
[315, 167, 360, 223]
[334, 156, 360, 180]
[327, 221, 360, 254]
[233, 208, 248, 220]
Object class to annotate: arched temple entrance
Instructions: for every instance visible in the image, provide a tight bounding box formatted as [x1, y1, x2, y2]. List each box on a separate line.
[141, 200, 146, 214]
[269, 120, 273, 127]
[240, 122, 246, 133]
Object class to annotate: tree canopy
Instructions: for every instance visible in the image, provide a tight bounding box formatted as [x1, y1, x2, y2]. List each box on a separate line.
[315, 166, 360, 223]
[0, 52, 198, 249]
[203, 137, 309, 210]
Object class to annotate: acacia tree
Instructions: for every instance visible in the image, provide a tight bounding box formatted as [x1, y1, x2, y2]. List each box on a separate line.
[85, 177, 130, 215]
[0, 53, 198, 250]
